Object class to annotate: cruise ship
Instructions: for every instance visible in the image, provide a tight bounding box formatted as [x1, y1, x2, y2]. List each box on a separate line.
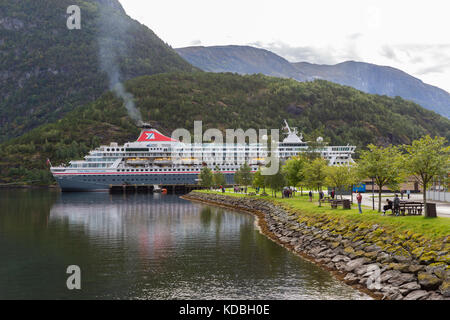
[51, 121, 355, 191]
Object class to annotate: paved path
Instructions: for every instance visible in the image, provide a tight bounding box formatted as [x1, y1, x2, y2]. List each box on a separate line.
[340, 192, 450, 218]
[219, 189, 450, 218]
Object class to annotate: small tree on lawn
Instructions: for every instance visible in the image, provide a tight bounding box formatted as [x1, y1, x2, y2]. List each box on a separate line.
[304, 157, 328, 192]
[264, 163, 285, 197]
[325, 164, 358, 200]
[237, 162, 253, 189]
[252, 168, 266, 193]
[404, 135, 450, 217]
[213, 165, 226, 188]
[199, 166, 213, 188]
[357, 144, 405, 212]
[282, 155, 307, 196]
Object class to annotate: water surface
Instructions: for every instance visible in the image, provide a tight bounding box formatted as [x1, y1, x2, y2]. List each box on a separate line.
[0, 189, 369, 299]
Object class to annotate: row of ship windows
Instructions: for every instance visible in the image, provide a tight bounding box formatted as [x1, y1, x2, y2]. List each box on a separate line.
[83, 177, 193, 182]
[116, 167, 258, 172]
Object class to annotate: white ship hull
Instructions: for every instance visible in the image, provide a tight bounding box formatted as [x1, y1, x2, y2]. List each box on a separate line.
[51, 121, 355, 191]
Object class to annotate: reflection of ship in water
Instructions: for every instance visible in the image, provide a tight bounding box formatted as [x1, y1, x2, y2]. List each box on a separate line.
[49, 193, 253, 261]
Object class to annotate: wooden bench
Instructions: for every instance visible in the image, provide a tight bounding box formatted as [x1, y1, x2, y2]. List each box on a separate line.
[392, 201, 424, 216]
[330, 199, 344, 209]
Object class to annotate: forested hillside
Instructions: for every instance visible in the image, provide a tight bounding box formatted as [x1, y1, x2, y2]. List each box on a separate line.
[0, 0, 195, 141]
[1, 72, 449, 185]
[177, 45, 450, 118]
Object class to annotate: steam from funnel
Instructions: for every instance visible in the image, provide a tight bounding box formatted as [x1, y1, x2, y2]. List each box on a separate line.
[97, 2, 143, 124]
[112, 82, 142, 123]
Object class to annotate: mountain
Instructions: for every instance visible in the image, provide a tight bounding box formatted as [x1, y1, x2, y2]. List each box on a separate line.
[1, 72, 449, 185]
[293, 61, 450, 118]
[176, 45, 450, 118]
[0, 0, 195, 142]
[176, 45, 305, 80]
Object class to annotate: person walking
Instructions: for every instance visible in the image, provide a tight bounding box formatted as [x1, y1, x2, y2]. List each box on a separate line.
[407, 190, 410, 199]
[357, 192, 362, 213]
[393, 194, 401, 216]
[401, 190, 404, 199]
[331, 189, 335, 200]
[309, 191, 313, 202]
[318, 190, 324, 207]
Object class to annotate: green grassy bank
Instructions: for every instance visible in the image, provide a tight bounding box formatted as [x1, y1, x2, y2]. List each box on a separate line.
[195, 189, 450, 265]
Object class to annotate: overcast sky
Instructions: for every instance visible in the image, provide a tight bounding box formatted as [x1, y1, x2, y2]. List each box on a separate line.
[119, 0, 450, 92]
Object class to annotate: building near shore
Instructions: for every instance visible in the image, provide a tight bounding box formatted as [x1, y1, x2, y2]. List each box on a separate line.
[427, 174, 449, 202]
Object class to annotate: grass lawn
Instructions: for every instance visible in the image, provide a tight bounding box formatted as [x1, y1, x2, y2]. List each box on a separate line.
[196, 188, 450, 240]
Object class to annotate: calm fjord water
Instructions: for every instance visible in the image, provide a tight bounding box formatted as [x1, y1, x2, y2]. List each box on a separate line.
[0, 189, 368, 299]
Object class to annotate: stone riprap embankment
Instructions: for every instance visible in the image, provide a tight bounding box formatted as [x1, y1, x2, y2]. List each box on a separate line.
[183, 192, 450, 300]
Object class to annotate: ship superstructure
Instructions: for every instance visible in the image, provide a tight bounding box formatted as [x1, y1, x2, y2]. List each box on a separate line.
[51, 121, 355, 191]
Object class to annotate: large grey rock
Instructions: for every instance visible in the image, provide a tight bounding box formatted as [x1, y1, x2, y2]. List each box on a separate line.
[393, 255, 412, 263]
[433, 268, 450, 280]
[408, 264, 425, 274]
[388, 273, 416, 286]
[439, 280, 450, 297]
[418, 272, 443, 290]
[331, 255, 350, 263]
[380, 270, 401, 283]
[335, 261, 348, 271]
[354, 265, 370, 276]
[388, 291, 404, 300]
[365, 244, 382, 252]
[344, 273, 359, 285]
[376, 252, 394, 263]
[404, 290, 430, 300]
[399, 282, 421, 295]
[345, 257, 369, 272]
[317, 249, 333, 258]
[428, 292, 444, 300]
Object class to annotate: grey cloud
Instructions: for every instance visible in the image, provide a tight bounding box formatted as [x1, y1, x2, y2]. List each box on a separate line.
[190, 39, 202, 46]
[416, 63, 450, 75]
[347, 33, 363, 40]
[385, 43, 450, 75]
[380, 45, 398, 61]
[249, 40, 360, 64]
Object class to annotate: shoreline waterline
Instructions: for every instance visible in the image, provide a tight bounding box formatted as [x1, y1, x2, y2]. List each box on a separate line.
[181, 193, 379, 300]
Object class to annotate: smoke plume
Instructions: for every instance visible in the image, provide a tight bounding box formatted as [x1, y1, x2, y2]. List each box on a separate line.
[96, 1, 142, 124]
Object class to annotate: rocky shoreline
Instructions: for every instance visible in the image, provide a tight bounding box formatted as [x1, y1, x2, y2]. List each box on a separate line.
[183, 192, 450, 300]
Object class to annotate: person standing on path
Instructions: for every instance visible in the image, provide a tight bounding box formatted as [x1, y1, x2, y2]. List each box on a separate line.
[318, 190, 324, 207]
[357, 192, 363, 213]
[393, 194, 401, 216]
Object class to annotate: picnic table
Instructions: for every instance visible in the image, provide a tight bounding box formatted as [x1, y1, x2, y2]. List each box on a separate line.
[397, 201, 424, 216]
[330, 199, 351, 209]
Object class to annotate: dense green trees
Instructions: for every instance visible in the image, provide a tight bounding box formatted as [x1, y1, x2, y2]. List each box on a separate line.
[282, 156, 307, 195]
[234, 163, 253, 187]
[403, 136, 450, 216]
[199, 167, 213, 188]
[325, 164, 359, 200]
[212, 165, 226, 187]
[264, 163, 286, 198]
[0, 0, 195, 142]
[303, 158, 328, 192]
[357, 145, 406, 212]
[1, 72, 449, 185]
[252, 169, 266, 193]
[248, 135, 449, 215]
